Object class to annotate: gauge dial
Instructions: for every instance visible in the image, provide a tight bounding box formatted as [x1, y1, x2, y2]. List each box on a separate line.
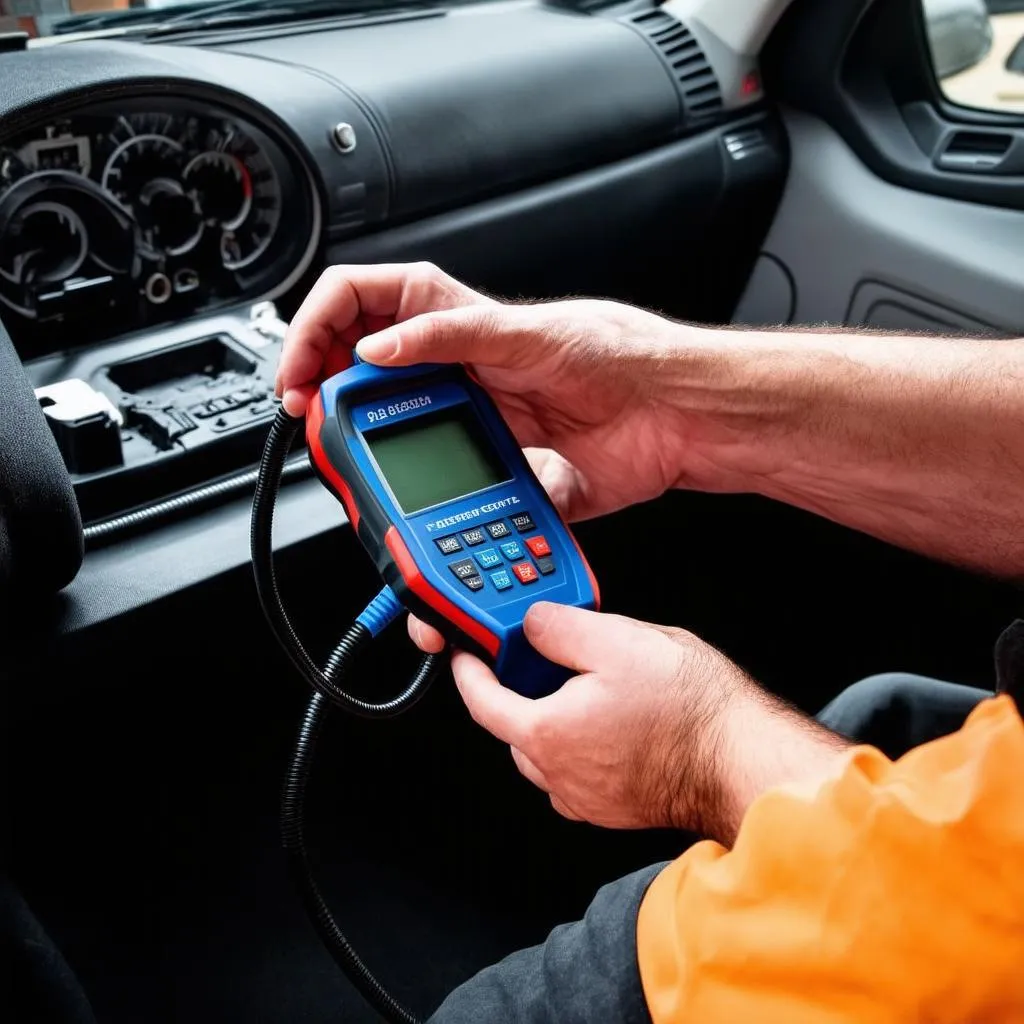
[195, 123, 281, 271]
[0, 201, 88, 286]
[101, 131, 203, 257]
[183, 150, 251, 230]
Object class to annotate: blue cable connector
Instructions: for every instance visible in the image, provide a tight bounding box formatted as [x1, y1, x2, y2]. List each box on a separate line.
[355, 585, 403, 637]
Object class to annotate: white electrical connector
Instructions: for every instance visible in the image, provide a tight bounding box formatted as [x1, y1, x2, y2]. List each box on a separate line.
[248, 300, 289, 347]
[35, 378, 123, 427]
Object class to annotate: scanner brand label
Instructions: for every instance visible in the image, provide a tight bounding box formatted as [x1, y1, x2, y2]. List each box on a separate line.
[364, 394, 432, 424]
[424, 496, 521, 532]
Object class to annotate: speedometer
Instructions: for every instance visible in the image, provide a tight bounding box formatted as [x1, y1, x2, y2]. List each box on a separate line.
[184, 121, 282, 271]
[101, 128, 203, 257]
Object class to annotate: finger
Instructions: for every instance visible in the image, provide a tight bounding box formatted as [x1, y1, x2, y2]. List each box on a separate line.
[407, 615, 446, 654]
[523, 447, 583, 521]
[522, 603, 657, 676]
[278, 266, 391, 401]
[355, 304, 536, 370]
[451, 650, 538, 747]
[281, 382, 319, 417]
[510, 747, 550, 792]
[550, 794, 584, 822]
[277, 262, 482, 402]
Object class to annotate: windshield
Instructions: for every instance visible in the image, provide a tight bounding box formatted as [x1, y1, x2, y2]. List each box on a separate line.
[0, 0, 461, 40]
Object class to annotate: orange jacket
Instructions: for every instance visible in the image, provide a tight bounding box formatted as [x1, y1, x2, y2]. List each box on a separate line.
[637, 695, 1024, 1022]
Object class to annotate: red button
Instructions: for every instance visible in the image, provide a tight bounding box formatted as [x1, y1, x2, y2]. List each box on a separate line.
[525, 535, 551, 558]
[511, 562, 539, 584]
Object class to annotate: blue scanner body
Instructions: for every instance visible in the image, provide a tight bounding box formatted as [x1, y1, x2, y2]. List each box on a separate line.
[307, 360, 600, 698]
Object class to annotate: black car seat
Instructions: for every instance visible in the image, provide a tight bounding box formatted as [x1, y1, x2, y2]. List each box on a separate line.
[0, 314, 93, 1023]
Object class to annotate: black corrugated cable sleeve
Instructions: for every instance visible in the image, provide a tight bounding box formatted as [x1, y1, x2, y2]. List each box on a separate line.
[253, 407, 443, 1023]
[250, 407, 440, 717]
[282, 633, 433, 1024]
[84, 455, 311, 548]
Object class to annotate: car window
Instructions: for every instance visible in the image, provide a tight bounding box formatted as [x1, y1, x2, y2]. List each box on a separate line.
[0, 0, 452, 39]
[922, 0, 1024, 112]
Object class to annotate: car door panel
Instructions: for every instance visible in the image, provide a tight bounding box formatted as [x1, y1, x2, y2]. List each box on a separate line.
[735, 109, 1024, 332]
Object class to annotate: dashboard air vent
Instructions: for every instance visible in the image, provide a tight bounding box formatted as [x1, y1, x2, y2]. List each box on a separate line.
[623, 8, 722, 118]
[723, 127, 768, 161]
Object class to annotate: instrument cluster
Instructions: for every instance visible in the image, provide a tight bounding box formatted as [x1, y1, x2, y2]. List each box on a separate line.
[0, 97, 316, 355]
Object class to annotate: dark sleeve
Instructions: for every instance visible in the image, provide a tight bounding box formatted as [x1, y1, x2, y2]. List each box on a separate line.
[995, 619, 1024, 711]
[427, 863, 667, 1024]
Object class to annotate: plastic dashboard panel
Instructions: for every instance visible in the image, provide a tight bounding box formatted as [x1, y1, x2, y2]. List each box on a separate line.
[0, 40, 391, 237]
[0, 3, 786, 637]
[220, 3, 685, 221]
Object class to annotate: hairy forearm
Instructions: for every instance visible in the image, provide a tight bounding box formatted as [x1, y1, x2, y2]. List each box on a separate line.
[672, 328, 1024, 579]
[705, 686, 851, 845]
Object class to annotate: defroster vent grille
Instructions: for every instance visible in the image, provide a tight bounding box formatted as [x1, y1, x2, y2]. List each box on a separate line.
[623, 8, 722, 119]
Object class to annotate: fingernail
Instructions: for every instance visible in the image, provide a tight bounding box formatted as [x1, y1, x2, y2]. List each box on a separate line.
[356, 332, 398, 363]
[282, 389, 304, 417]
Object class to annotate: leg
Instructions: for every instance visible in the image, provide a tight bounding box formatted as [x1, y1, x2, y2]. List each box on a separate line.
[816, 673, 991, 760]
[427, 863, 664, 1024]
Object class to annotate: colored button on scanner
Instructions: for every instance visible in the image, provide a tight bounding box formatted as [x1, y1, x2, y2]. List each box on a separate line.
[462, 575, 485, 592]
[460, 528, 486, 546]
[525, 535, 551, 558]
[485, 520, 511, 539]
[474, 548, 502, 570]
[490, 570, 513, 591]
[499, 540, 524, 561]
[511, 562, 539, 584]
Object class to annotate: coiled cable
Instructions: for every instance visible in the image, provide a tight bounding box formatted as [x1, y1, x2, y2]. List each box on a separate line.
[282, 634, 435, 1024]
[250, 408, 440, 718]
[253, 407, 443, 1023]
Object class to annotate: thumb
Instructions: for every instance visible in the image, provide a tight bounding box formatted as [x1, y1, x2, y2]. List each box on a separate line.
[523, 603, 656, 676]
[354, 304, 532, 369]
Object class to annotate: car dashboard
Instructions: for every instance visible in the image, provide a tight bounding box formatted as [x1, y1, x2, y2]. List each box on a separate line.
[0, 0, 786, 627]
[0, 98, 313, 350]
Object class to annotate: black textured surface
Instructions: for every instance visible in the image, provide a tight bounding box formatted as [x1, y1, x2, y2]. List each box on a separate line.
[6, 488, 1021, 1023]
[0, 873, 96, 1024]
[0, 318, 82, 598]
[223, 3, 683, 222]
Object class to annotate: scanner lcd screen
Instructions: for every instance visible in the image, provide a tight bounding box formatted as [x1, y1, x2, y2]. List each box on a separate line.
[364, 403, 510, 515]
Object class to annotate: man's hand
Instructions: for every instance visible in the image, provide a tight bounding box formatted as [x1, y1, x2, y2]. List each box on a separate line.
[278, 261, 703, 524]
[449, 603, 850, 843]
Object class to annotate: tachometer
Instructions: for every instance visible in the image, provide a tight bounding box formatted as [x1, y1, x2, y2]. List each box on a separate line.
[101, 130, 203, 257]
[184, 122, 281, 271]
[183, 150, 251, 229]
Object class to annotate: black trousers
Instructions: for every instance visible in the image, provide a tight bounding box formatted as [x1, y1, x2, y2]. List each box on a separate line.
[427, 674, 992, 1024]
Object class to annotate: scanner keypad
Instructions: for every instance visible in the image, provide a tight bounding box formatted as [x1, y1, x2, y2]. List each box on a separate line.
[437, 515, 555, 592]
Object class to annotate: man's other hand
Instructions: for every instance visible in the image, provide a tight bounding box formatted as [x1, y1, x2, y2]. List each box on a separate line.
[446, 603, 751, 834]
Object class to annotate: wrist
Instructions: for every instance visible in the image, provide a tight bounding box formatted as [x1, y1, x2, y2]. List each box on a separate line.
[707, 685, 852, 844]
[655, 324, 774, 492]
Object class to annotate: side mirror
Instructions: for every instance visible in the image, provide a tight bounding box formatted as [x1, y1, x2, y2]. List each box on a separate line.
[922, 0, 994, 79]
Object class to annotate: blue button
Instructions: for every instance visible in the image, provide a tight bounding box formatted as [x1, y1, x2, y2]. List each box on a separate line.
[499, 540, 524, 561]
[490, 570, 513, 591]
[474, 547, 502, 570]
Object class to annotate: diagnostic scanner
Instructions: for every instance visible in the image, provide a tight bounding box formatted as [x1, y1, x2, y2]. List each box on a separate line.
[306, 360, 600, 697]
